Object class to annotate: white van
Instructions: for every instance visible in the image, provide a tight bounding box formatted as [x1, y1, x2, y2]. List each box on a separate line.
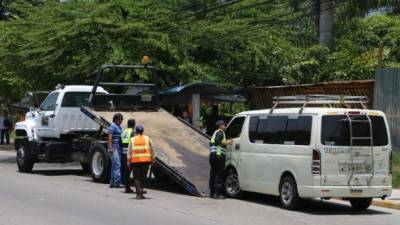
[223, 95, 392, 210]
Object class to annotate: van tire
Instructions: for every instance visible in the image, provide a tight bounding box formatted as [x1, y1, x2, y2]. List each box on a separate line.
[279, 175, 301, 210]
[349, 198, 372, 211]
[225, 169, 241, 198]
[16, 140, 34, 173]
[90, 144, 111, 183]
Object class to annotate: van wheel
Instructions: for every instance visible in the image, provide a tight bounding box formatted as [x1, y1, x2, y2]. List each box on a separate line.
[225, 169, 241, 198]
[349, 198, 372, 211]
[90, 144, 111, 183]
[279, 175, 301, 210]
[16, 140, 34, 173]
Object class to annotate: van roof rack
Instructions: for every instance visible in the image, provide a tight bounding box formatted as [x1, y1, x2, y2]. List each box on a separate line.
[270, 95, 368, 114]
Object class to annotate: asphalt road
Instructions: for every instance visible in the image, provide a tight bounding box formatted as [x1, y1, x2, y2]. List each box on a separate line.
[0, 150, 399, 225]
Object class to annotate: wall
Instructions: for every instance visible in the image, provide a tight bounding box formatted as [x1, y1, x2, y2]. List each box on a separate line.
[374, 68, 400, 151]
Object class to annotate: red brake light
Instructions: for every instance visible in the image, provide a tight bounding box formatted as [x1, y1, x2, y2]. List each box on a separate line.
[312, 149, 320, 160]
[312, 149, 321, 175]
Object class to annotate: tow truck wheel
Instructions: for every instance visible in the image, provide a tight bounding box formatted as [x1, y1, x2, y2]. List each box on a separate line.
[349, 198, 372, 211]
[225, 169, 241, 198]
[90, 144, 111, 183]
[279, 175, 301, 210]
[16, 140, 34, 173]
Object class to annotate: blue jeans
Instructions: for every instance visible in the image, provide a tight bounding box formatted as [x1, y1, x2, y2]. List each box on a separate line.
[0, 129, 9, 144]
[110, 146, 121, 187]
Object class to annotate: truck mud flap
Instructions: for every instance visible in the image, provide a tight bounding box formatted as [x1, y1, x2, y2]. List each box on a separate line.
[81, 107, 211, 197]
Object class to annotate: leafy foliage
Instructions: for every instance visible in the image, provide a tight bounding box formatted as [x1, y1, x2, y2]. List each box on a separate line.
[0, 0, 399, 105]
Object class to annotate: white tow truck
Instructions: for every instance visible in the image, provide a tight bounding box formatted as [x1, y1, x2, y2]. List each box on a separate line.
[14, 64, 211, 196]
[14, 85, 109, 178]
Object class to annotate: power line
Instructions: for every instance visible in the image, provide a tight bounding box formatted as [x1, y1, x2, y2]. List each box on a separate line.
[221, 0, 347, 37]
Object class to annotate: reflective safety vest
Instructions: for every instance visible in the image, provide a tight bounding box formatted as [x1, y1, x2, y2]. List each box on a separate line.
[121, 128, 134, 144]
[130, 135, 152, 163]
[210, 129, 227, 156]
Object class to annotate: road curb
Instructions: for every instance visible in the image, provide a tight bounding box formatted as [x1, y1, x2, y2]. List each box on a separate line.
[372, 199, 400, 210]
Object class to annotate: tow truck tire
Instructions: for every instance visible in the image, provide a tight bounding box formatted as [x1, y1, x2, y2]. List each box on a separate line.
[90, 144, 111, 183]
[16, 139, 34, 173]
[349, 198, 372, 211]
[225, 168, 242, 198]
[279, 175, 301, 210]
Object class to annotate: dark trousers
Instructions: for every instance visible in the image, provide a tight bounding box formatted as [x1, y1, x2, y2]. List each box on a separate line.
[0, 129, 9, 144]
[121, 152, 132, 190]
[131, 162, 150, 196]
[209, 153, 226, 196]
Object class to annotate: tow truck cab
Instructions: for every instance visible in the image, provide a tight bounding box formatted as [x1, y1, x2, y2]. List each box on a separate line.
[14, 85, 108, 168]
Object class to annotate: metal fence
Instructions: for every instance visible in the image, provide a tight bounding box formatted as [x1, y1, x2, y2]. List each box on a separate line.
[374, 68, 400, 151]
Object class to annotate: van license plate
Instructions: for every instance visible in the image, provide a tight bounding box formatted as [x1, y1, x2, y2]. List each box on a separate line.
[350, 189, 363, 194]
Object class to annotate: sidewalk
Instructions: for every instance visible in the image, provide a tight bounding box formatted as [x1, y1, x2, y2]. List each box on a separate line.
[373, 189, 400, 210]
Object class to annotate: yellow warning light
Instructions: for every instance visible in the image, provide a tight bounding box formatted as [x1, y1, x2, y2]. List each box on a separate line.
[142, 55, 151, 64]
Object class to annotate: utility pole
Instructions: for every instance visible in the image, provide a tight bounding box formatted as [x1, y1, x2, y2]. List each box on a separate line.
[377, 42, 384, 68]
[319, 0, 333, 48]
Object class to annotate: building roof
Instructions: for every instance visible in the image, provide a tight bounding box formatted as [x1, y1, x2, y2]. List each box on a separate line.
[160, 82, 226, 96]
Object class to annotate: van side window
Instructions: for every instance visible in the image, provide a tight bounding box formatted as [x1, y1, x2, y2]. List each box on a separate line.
[262, 116, 288, 144]
[249, 115, 312, 145]
[249, 116, 259, 142]
[226, 117, 245, 139]
[285, 116, 312, 145]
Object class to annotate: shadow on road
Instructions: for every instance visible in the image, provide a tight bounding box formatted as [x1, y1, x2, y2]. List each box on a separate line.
[0, 155, 16, 164]
[83, 177, 190, 196]
[145, 178, 190, 196]
[32, 169, 88, 176]
[237, 192, 391, 215]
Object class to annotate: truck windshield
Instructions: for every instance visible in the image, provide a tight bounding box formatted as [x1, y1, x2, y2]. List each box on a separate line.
[321, 115, 388, 146]
[61, 92, 90, 108]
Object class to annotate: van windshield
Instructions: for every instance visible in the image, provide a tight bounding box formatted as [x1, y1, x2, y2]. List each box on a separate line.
[321, 115, 388, 146]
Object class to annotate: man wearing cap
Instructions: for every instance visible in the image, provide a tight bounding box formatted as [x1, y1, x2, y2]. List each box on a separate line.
[209, 120, 230, 199]
[127, 125, 154, 199]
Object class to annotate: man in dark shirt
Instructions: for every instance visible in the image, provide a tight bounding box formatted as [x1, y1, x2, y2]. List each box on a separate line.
[209, 120, 230, 199]
[121, 119, 135, 193]
[1, 112, 11, 145]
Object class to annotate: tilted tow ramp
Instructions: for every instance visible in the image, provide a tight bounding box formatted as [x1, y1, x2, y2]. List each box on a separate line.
[81, 64, 210, 197]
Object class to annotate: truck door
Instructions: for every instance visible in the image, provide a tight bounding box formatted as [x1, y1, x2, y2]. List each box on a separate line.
[318, 113, 390, 186]
[35, 92, 59, 138]
[225, 116, 246, 169]
[56, 92, 100, 135]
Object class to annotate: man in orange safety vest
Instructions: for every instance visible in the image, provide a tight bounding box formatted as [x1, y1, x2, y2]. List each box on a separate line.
[127, 124, 154, 199]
